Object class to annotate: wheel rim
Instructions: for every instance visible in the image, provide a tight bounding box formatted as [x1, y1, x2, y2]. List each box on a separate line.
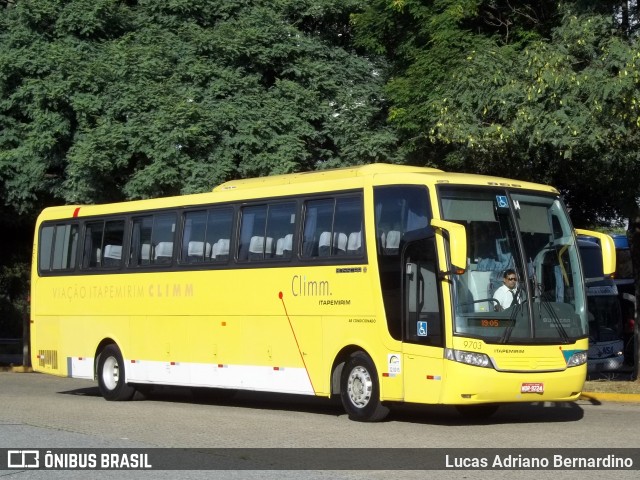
[102, 356, 120, 391]
[346, 365, 373, 408]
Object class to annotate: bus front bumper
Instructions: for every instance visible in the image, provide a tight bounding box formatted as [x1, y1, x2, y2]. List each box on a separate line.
[440, 361, 586, 405]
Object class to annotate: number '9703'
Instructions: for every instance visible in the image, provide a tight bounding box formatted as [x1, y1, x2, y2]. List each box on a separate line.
[463, 340, 482, 350]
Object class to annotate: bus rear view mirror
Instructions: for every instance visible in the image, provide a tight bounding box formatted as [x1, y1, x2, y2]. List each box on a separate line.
[430, 219, 467, 275]
[575, 229, 616, 276]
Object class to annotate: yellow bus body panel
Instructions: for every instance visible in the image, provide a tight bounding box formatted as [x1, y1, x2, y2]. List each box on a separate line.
[31, 164, 585, 407]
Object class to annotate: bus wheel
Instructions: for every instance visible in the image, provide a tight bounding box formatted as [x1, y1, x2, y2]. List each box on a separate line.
[340, 352, 389, 422]
[455, 404, 499, 419]
[97, 344, 135, 401]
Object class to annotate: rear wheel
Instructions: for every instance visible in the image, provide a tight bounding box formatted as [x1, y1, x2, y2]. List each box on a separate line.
[97, 344, 135, 401]
[340, 352, 389, 422]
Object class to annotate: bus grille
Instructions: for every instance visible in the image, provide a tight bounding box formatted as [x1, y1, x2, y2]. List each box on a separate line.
[494, 356, 564, 372]
[38, 349, 58, 370]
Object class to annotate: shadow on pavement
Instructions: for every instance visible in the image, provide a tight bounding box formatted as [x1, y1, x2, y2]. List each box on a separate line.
[58, 384, 585, 426]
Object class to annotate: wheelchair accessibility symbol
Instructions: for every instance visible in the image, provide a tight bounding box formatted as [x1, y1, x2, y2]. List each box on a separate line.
[496, 195, 508, 208]
[417, 321, 428, 337]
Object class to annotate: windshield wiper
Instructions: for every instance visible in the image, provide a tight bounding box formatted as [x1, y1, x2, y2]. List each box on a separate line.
[539, 293, 570, 343]
[529, 259, 569, 343]
[498, 297, 523, 344]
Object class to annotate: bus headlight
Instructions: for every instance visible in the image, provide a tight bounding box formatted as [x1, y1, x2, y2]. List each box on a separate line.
[565, 351, 588, 367]
[445, 348, 493, 368]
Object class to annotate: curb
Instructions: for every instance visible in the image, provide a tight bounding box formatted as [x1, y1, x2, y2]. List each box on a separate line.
[580, 391, 640, 403]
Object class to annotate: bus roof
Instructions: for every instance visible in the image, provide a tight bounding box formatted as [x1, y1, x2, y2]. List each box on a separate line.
[212, 163, 443, 191]
[38, 163, 559, 220]
[214, 163, 558, 194]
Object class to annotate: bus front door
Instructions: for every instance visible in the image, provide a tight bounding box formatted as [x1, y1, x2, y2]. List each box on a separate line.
[402, 238, 445, 404]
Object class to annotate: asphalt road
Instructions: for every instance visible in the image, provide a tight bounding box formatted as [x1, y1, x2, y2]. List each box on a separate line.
[1, 371, 639, 479]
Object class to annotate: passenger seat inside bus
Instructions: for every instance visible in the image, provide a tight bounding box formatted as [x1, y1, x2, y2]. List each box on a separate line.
[154, 242, 174, 263]
[248, 236, 274, 260]
[140, 243, 151, 265]
[318, 232, 331, 256]
[347, 231, 362, 255]
[103, 245, 122, 267]
[318, 231, 347, 256]
[211, 239, 230, 261]
[275, 234, 293, 258]
[384, 230, 401, 255]
[335, 232, 347, 254]
[187, 241, 211, 262]
[467, 270, 493, 312]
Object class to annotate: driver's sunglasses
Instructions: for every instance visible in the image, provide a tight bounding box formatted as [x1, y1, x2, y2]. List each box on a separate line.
[506, 277, 517, 281]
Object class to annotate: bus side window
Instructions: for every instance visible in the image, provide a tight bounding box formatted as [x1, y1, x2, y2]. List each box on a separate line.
[39, 223, 79, 273]
[238, 205, 268, 261]
[83, 222, 104, 269]
[238, 203, 295, 262]
[82, 220, 125, 269]
[206, 208, 233, 263]
[102, 220, 125, 268]
[266, 203, 296, 260]
[130, 213, 176, 266]
[334, 196, 362, 256]
[130, 216, 153, 266]
[182, 211, 208, 263]
[302, 199, 333, 258]
[39, 226, 55, 272]
[302, 195, 362, 259]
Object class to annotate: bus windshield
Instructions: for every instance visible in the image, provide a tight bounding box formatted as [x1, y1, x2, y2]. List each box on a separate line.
[440, 187, 587, 344]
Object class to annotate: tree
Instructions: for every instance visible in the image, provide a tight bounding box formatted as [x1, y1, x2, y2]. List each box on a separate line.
[353, 1, 640, 225]
[0, 0, 399, 353]
[354, 0, 640, 376]
[0, 0, 398, 212]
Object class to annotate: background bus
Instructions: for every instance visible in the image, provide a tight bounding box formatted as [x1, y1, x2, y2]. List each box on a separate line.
[578, 238, 625, 372]
[610, 233, 636, 367]
[31, 164, 614, 421]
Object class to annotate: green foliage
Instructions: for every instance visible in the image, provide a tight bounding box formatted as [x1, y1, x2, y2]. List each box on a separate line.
[0, 0, 398, 211]
[428, 9, 640, 224]
[353, 1, 640, 225]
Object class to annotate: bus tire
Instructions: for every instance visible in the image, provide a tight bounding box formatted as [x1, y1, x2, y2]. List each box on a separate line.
[340, 351, 389, 422]
[97, 344, 135, 401]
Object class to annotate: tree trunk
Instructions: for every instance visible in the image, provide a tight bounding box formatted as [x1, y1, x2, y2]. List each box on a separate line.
[22, 303, 30, 368]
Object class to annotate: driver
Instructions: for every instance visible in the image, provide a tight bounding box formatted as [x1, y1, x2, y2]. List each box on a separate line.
[493, 269, 522, 311]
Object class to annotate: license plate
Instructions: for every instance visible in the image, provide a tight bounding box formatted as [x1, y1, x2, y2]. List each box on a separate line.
[521, 383, 544, 394]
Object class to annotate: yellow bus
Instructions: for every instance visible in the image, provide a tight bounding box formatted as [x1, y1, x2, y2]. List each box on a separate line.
[31, 163, 614, 421]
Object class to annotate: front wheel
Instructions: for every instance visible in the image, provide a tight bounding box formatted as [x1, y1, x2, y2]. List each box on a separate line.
[340, 352, 389, 422]
[97, 344, 135, 401]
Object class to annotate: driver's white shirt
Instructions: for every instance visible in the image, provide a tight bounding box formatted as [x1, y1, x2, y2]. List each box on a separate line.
[493, 284, 520, 310]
